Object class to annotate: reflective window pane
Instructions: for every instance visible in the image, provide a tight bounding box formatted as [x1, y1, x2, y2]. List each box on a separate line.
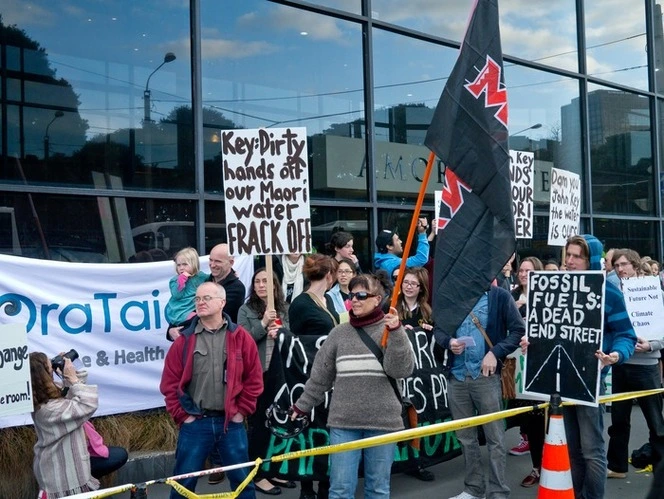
[371, 0, 578, 72]
[373, 29, 456, 203]
[0, 4, 193, 191]
[0, 193, 195, 262]
[594, 218, 657, 259]
[507, 65, 583, 212]
[584, 1, 648, 89]
[588, 84, 654, 215]
[200, 1, 366, 200]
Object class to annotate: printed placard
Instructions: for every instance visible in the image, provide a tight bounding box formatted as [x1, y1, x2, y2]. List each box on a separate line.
[547, 167, 580, 246]
[621, 276, 664, 341]
[524, 271, 605, 406]
[0, 323, 32, 417]
[221, 127, 311, 255]
[510, 150, 534, 239]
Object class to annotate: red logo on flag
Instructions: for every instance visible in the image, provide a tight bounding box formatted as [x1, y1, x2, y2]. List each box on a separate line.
[437, 168, 472, 230]
[464, 55, 508, 127]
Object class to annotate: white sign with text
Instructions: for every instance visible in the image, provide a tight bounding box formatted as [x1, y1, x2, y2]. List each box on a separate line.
[510, 150, 534, 239]
[621, 276, 664, 341]
[547, 167, 581, 246]
[221, 127, 311, 256]
[0, 323, 32, 418]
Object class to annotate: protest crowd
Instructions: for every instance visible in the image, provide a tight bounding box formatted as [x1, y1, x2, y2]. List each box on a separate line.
[4, 2, 664, 499]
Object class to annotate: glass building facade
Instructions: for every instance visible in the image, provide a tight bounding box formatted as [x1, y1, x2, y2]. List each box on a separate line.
[1, 0, 664, 269]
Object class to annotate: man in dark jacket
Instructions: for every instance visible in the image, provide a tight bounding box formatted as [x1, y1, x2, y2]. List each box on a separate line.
[434, 285, 524, 499]
[160, 281, 263, 499]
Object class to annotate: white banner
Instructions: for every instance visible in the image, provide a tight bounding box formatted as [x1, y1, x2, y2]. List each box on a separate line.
[221, 127, 312, 255]
[0, 323, 32, 417]
[621, 276, 664, 341]
[0, 253, 253, 428]
[509, 150, 534, 239]
[547, 167, 581, 246]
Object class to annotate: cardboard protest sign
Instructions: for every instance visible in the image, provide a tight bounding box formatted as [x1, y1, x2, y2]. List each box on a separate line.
[509, 150, 534, 239]
[0, 324, 32, 417]
[221, 127, 311, 256]
[524, 271, 605, 406]
[621, 276, 664, 341]
[547, 167, 580, 246]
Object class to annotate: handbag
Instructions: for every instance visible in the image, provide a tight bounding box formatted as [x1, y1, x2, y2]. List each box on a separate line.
[469, 312, 517, 400]
[355, 327, 420, 450]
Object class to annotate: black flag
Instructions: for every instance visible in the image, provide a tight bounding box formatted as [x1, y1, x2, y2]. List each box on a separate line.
[424, 0, 515, 336]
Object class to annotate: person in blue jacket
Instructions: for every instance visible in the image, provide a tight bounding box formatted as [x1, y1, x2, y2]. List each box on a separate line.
[559, 234, 636, 499]
[373, 217, 430, 276]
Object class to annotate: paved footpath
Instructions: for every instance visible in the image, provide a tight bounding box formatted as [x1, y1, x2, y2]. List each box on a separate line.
[107, 409, 656, 498]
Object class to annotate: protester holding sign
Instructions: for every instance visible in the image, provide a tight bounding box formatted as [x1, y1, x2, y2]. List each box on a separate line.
[524, 235, 636, 499]
[291, 272, 414, 499]
[30, 352, 127, 498]
[434, 285, 524, 499]
[288, 254, 339, 499]
[239, 268, 294, 495]
[395, 266, 436, 482]
[606, 248, 664, 480]
[509, 256, 546, 488]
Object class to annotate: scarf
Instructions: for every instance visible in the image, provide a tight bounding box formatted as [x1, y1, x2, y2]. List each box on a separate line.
[282, 255, 304, 299]
[349, 306, 385, 328]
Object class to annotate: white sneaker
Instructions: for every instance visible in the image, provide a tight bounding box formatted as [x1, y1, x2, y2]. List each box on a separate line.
[448, 492, 485, 499]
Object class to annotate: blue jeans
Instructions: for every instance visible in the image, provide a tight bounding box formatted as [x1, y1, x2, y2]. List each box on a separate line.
[563, 403, 606, 499]
[448, 375, 509, 499]
[170, 416, 255, 499]
[329, 427, 395, 499]
[607, 363, 664, 472]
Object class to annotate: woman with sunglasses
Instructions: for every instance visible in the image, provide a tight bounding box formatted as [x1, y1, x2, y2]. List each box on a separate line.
[292, 272, 415, 499]
[326, 257, 356, 323]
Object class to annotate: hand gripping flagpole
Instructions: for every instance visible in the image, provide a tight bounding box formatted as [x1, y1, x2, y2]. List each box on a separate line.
[381, 151, 436, 347]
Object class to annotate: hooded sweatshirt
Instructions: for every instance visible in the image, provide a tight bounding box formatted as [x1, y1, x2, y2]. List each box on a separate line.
[582, 234, 636, 372]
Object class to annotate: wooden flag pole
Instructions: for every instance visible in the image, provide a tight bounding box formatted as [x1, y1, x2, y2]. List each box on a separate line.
[266, 256, 275, 312]
[381, 151, 436, 347]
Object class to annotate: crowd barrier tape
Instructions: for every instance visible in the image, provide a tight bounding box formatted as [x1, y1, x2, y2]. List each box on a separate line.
[66, 387, 664, 499]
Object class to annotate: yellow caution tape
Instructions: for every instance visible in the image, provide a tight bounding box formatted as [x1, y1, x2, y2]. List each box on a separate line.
[77, 387, 664, 499]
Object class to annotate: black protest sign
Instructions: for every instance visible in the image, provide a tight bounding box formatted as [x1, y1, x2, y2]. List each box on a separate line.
[252, 329, 461, 481]
[509, 150, 534, 239]
[221, 127, 311, 255]
[524, 271, 605, 406]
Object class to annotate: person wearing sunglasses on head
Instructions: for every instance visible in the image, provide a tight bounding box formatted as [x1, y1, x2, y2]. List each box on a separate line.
[291, 272, 415, 499]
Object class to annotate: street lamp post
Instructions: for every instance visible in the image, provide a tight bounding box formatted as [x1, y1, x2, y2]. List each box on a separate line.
[44, 110, 64, 162]
[511, 123, 542, 136]
[143, 52, 176, 123]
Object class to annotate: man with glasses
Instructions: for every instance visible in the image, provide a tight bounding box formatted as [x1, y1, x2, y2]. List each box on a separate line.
[606, 248, 664, 481]
[160, 281, 263, 499]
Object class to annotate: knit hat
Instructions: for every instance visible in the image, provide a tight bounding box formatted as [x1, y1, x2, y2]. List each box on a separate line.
[375, 229, 396, 254]
[581, 234, 603, 270]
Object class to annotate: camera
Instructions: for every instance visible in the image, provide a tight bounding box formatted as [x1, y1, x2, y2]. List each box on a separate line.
[51, 349, 79, 372]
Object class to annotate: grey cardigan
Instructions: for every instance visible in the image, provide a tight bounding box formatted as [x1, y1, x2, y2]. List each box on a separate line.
[237, 303, 290, 371]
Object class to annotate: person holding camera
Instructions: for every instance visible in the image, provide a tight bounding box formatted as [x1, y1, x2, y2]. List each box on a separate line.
[30, 351, 127, 498]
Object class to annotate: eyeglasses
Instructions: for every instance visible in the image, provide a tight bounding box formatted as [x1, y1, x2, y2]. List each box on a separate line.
[337, 269, 354, 275]
[194, 295, 223, 303]
[402, 280, 420, 288]
[348, 291, 378, 301]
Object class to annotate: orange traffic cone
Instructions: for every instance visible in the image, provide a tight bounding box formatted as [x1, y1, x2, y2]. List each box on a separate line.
[538, 394, 574, 498]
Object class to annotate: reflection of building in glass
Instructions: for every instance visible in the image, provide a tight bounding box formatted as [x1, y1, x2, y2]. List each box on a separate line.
[1, 1, 664, 265]
[561, 90, 653, 215]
